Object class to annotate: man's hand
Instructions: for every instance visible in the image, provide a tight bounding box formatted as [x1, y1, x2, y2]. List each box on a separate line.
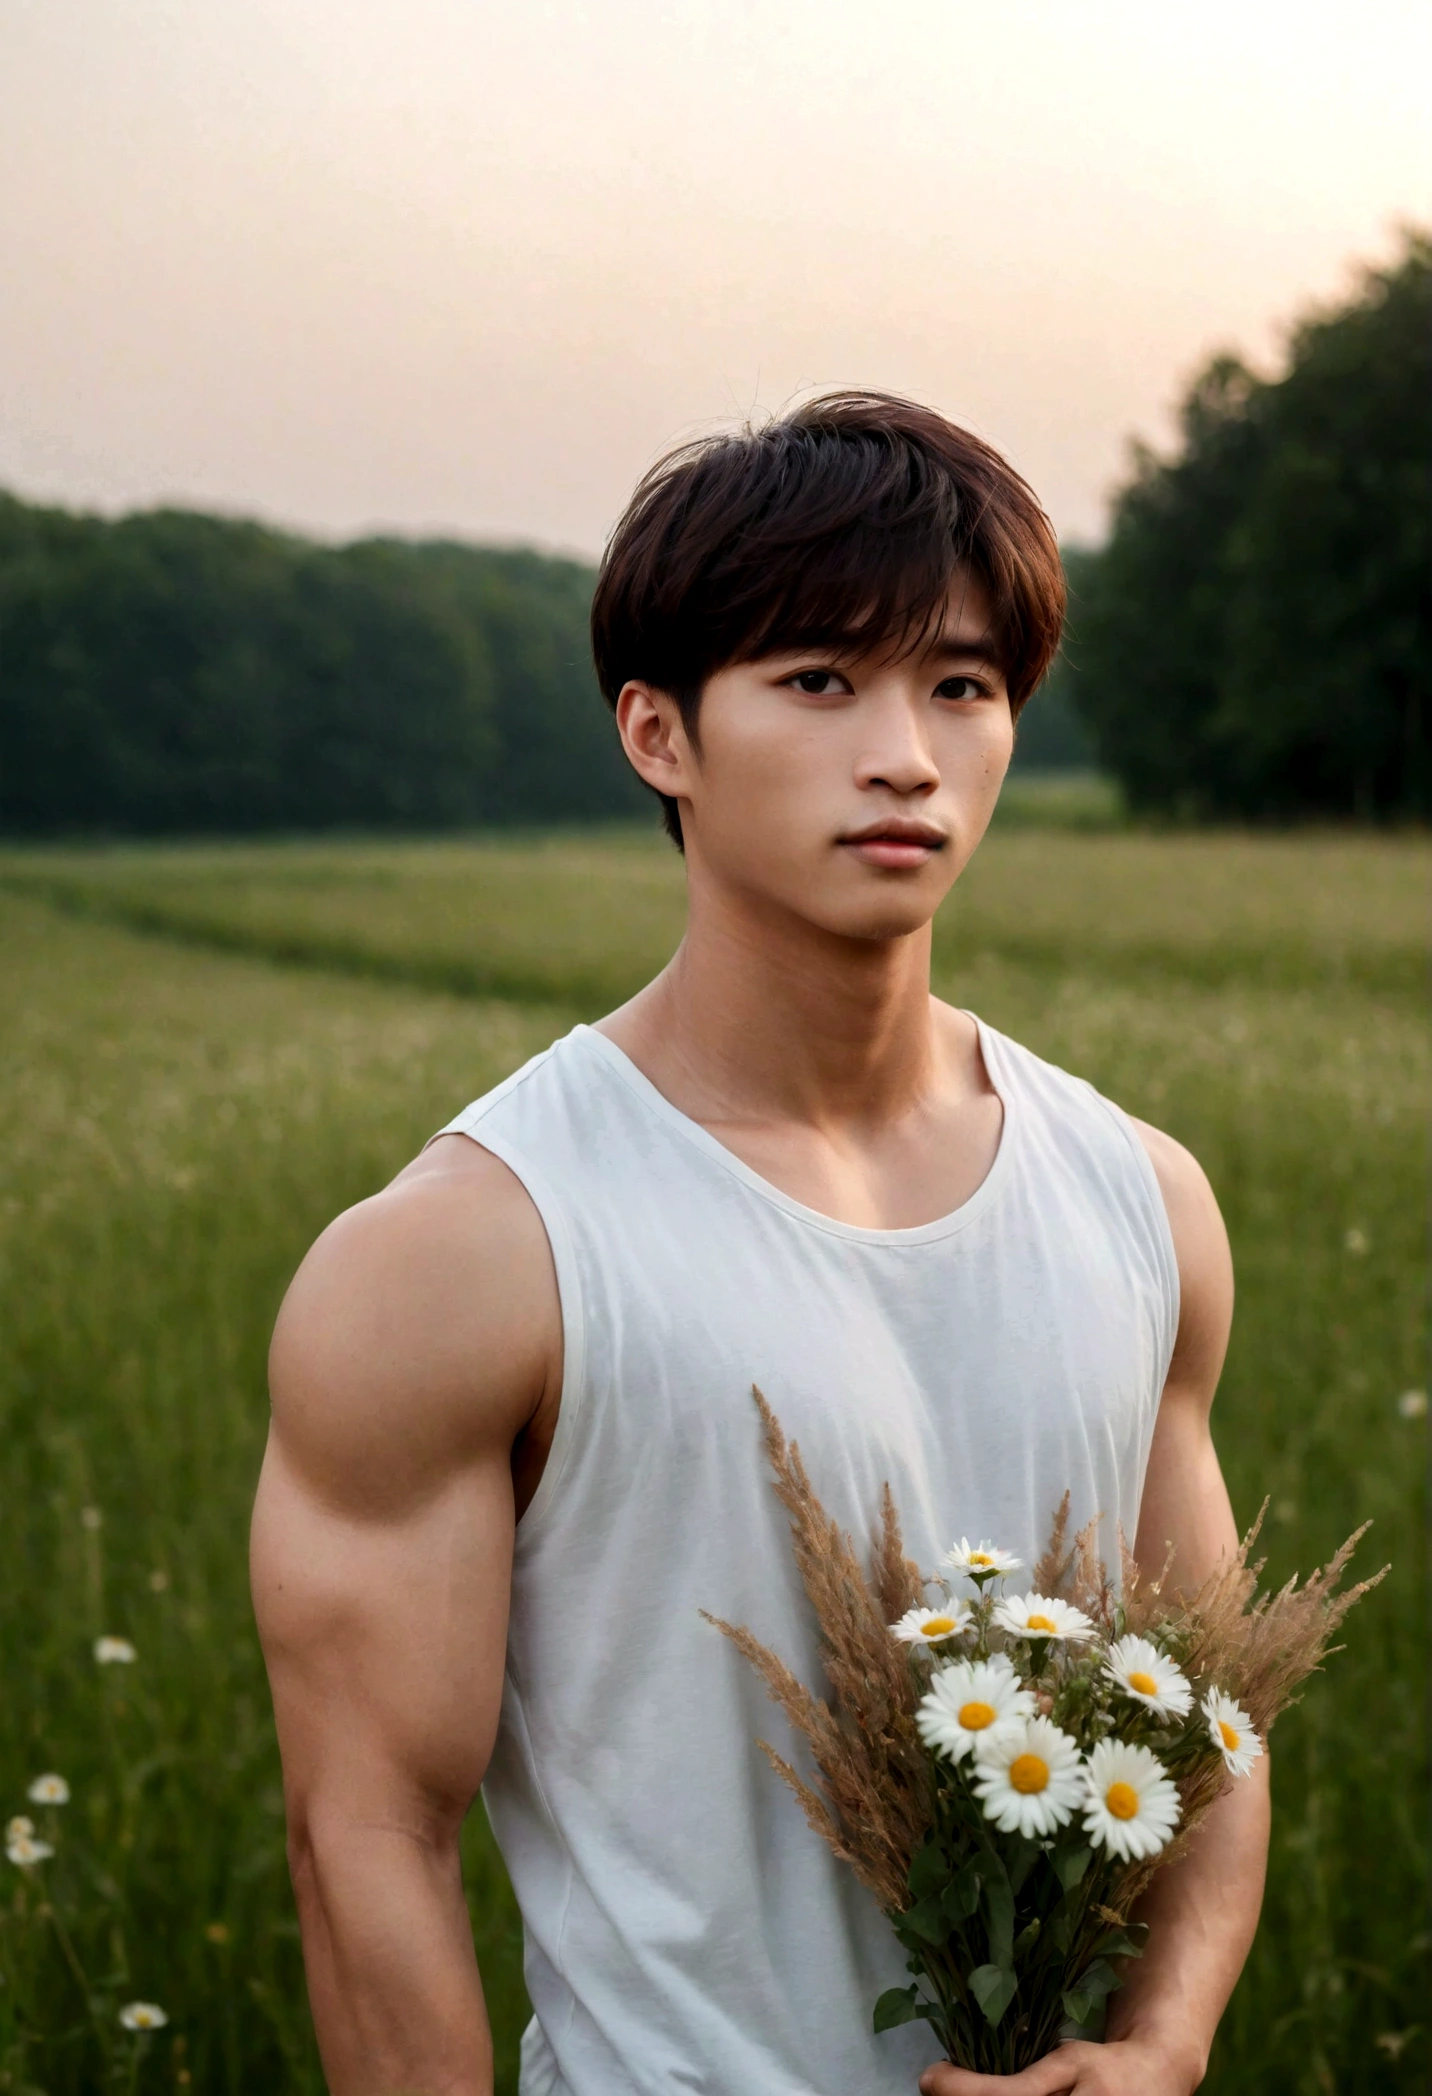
[920, 2029, 1205, 2096]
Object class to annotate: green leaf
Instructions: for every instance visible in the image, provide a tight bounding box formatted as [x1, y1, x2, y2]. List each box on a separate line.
[982, 1868, 1015, 1968]
[1093, 1924, 1150, 1962]
[1070, 1958, 1120, 2003]
[873, 1985, 927, 2033]
[943, 1861, 981, 1923]
[1013, 1918, 1042, 1958]
[1007, 1833, 1042, 1895]
[907, 1839, 949, 1901]
[899, 1895, 949, 1946]
[1053, 1843, 1093, 1892]
[947, 1861, 981, 1919]
[1062, 1987, 1099, 2029]
[969, 1963, 1019, 2027]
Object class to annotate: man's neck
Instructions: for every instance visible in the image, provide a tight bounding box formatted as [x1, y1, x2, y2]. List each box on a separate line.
[599, 877, 946, 1134]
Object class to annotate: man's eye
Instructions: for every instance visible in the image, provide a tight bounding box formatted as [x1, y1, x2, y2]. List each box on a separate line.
[790, 670, 845, 695]
[935, 675, 988, 700]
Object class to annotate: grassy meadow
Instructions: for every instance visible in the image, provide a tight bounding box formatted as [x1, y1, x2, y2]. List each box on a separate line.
[0, 822, 1426, 2093]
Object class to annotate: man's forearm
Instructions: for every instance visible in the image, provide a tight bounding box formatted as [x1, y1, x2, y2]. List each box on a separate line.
[1107, 1759, 1270, 2081]
[292, 1817, 493, 2096]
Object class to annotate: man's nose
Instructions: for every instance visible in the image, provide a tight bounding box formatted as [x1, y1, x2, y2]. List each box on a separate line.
[855, 696, 940, 796]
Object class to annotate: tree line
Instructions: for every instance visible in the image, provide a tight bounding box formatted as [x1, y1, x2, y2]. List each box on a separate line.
[1059, 229, 1430, 822]
[2, 229, 1426, 835]
[0, 506, 647, 834]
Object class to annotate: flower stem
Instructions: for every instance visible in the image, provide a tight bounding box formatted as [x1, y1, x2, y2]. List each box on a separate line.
[40, 1882, 110, 2063]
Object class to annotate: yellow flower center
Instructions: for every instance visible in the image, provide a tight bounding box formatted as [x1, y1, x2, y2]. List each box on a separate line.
[921, 1616, 958, 1637]
[1026, 1613, 1057, 1634]
[1009, 1753, 1049, 1795]
[970, 1552, 993, 1566]
[1104, 1781, 1139, 1820]
[1128, 1670, 1159, 1697]
[1218, 1720, 1241, 1752]
[959, 1700, 997, 1731]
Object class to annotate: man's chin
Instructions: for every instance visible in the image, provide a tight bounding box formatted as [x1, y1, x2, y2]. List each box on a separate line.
[806, 895, 943, 946]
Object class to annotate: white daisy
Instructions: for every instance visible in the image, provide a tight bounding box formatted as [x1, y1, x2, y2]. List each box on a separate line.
[1082, 1738, 1182, 1861]
[7, 1833, 54, 1868]
[890, 1599, 973, 1647]
[27, 1774, 70, 1806]
[1104, 1636, 1193, 1720]
[5, 1817, 33, 1842]
[993, 1592, 1095, 1644]
[119, 2003, 168, 2031]
[94, 1636, 137, 1665]
[944, 1538, 1022, 1581]
[970, 1714, 1085, 1838]
[917, 1654, 1036, 1764]
[1203, 1687, 1263, 1777]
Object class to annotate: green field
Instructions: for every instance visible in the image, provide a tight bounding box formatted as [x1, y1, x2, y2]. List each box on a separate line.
[0, 827, 1426, 2093]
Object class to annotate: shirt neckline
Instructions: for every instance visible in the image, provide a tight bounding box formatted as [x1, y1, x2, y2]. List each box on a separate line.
[568, 1013, 1018, 1247]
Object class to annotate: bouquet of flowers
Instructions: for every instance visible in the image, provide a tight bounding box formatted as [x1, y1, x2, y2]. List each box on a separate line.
[706, 1391, 1384, 2075]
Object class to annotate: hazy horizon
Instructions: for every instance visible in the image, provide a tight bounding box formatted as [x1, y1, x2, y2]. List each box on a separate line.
[3, 1, 1428, 558]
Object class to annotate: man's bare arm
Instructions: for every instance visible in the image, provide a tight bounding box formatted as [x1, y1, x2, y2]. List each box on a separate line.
[251, 1140, 561, 2096]
[922, 1122, 1267, 2096]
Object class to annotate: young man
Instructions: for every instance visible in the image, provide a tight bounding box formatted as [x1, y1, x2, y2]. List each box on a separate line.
[252, 394, 1268, 2096]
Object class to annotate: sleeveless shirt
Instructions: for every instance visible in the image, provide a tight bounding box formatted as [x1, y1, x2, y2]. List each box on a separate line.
[435, 1017, 1179, 2096]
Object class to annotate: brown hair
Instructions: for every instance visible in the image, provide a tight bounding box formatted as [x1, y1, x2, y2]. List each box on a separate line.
[591, 391, 1065, 845]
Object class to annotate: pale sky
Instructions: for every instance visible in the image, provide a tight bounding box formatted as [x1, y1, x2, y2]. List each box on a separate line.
[2, 0, 1428, 554]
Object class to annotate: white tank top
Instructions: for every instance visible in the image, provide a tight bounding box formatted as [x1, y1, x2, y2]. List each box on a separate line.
[436, 1018, 1178, 2096]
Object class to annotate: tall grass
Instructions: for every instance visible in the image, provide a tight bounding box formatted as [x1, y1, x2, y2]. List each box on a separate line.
[0, 830, 1425, 2093]
[0, 896, 554, 2091]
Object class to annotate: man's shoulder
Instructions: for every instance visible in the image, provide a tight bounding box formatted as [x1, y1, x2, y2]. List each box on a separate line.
[949, 1003, 1121, 1134]
[1121, 1112, 1228, 1276]
[267, 1137, 560, 1506]
[958, 1002, 1222, 1238]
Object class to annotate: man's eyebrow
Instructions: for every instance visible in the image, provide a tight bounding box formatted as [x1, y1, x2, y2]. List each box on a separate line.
[760, 629, 1004, 664]
[926, 632, 1004, 668]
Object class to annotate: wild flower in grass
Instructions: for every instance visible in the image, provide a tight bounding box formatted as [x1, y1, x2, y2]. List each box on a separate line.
[1083, 1739, 1182, 1861]
[94, 1635, 136, 1664]
[80, 1506, 103, 1531]
[1104, 1635, 1193, 1719]
[1397, 1389, 1427, 1421]
[994, 1591, 1094, 1644]
[943, 1538, 1021, 1582]
[970, 1714, 1083, 1837]
[1203, 1687, 1262, 1777]
[1343, 1226, 1369, 1255]
[27, 1774, 70, 1805]
[119, 2002, 168, 2030]
[890, 1600, 972, 1646]
[6, 1817, 34, 1842]
[7, 1832, 55, 1868]
[917, 1655, 1034, 1764]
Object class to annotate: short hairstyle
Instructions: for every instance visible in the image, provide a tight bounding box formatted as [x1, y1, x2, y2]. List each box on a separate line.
[591, 391, 1065, 846]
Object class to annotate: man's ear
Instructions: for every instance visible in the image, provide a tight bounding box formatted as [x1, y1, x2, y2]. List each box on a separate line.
[614, 682, 698, 801]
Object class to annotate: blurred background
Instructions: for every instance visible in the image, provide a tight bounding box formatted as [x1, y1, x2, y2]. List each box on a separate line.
[0, 4, 1427, 2091]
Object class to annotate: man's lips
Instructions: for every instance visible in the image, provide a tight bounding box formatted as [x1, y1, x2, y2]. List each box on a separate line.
[838, 820, 948, 869]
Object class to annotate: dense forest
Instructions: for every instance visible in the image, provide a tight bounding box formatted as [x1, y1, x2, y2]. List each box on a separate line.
[1, 228, 1426, 834]
[1063, 230, 1431, 821]
[0, 509, 647, 834]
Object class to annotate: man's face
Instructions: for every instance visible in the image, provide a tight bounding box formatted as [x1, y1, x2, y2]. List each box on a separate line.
[623, 575, 1014, 942]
